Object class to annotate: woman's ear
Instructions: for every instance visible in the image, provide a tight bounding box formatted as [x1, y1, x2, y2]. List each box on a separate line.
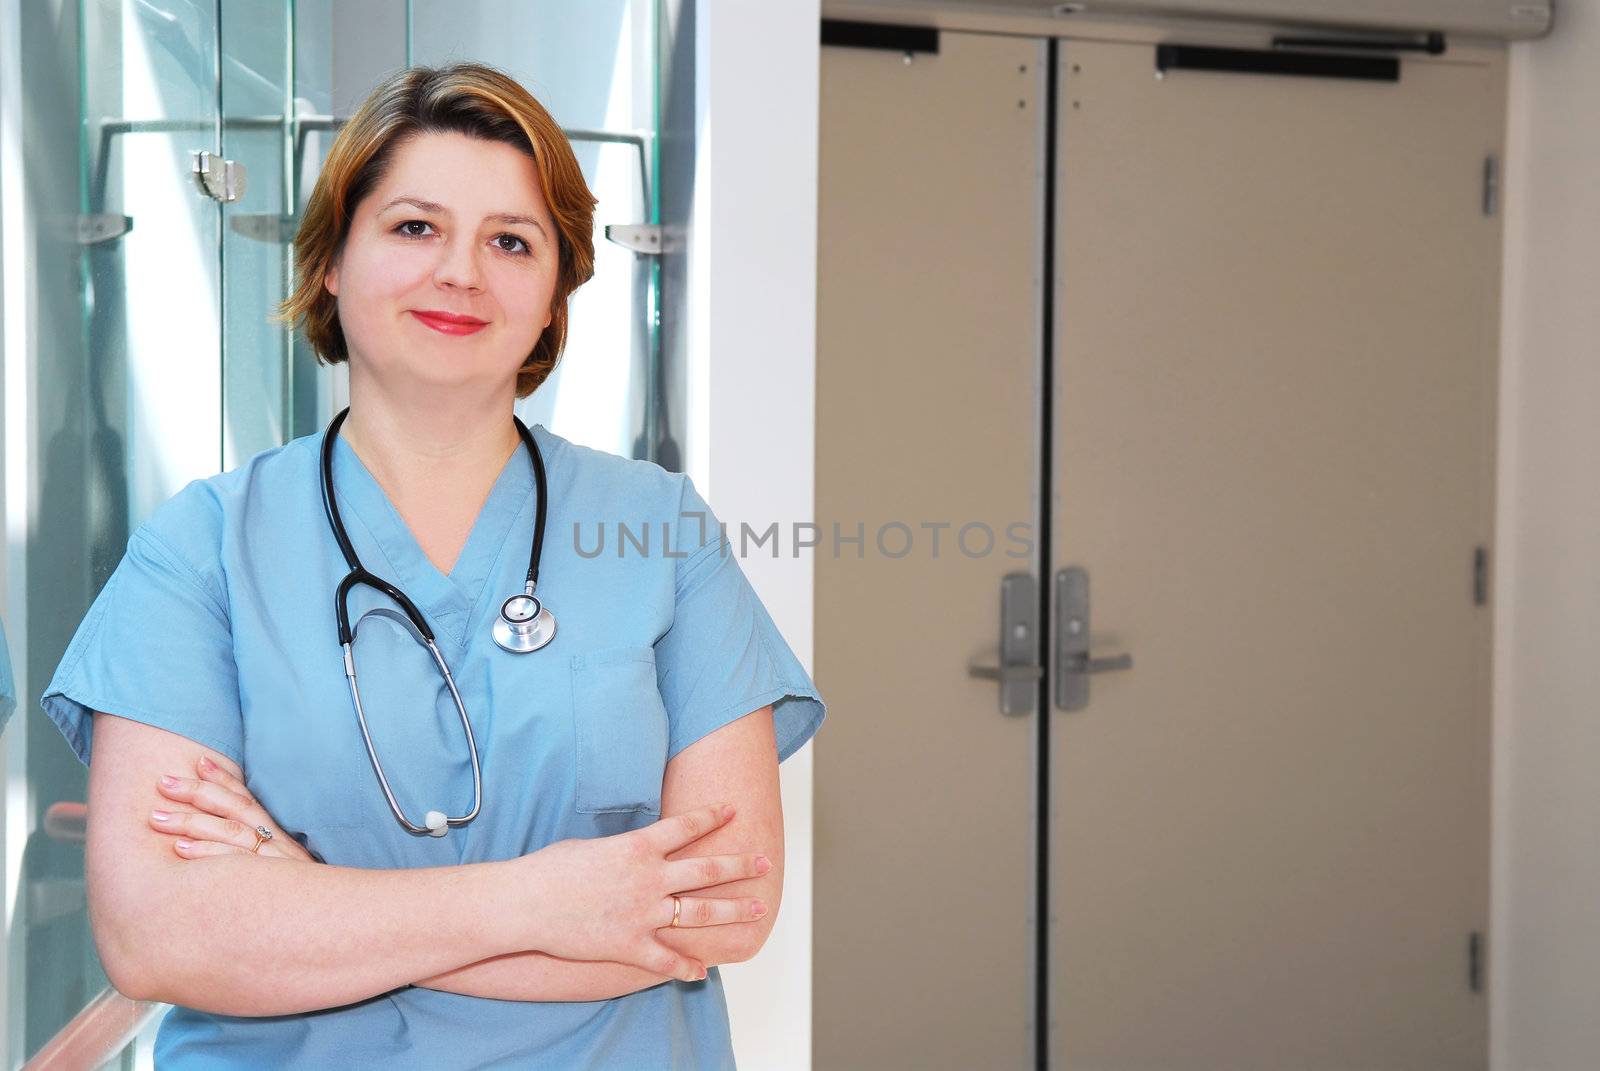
[324, 257, 340, 297]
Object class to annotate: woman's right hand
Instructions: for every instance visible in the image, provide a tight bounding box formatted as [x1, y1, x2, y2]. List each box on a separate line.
[522, 802, 770, 982]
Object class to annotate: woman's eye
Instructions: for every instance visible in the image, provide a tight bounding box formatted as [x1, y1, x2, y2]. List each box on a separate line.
[495, 233, 531, 256]
[394, 221, 530, 257]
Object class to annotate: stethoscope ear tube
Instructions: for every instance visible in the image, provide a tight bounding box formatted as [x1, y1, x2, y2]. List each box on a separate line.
[319, 407, 363, 573]
[515, 413, 548, 593]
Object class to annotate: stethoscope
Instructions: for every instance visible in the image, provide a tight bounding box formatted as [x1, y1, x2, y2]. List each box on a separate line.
[319, 406, 555, 837]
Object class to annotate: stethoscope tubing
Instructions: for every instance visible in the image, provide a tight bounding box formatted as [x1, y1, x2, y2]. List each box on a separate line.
[318, 406, 549, 836]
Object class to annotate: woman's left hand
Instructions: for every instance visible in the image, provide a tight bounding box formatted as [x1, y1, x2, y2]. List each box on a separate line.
[150, 755, 315, 862]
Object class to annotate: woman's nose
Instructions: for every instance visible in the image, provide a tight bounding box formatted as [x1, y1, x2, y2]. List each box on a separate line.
[432, 236, 484, 291]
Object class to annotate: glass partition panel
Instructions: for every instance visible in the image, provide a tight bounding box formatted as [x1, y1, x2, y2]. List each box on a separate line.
[515, 135, 654, 459]
[11, 0, 225, 1064]
[220, 2, 295, 467]
[85, 0, 226, 517]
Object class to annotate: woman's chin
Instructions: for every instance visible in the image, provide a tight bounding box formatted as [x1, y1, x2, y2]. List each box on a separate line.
[396, 362, 518, 396]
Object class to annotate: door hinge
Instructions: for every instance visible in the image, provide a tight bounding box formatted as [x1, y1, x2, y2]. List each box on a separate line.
[1474, 546, 1490, 606]
[1482, 155, 1499, 217]
[1469, 930, 1485, 993]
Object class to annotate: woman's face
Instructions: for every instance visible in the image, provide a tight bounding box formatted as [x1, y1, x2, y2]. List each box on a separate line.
[324, 129, 559, 399]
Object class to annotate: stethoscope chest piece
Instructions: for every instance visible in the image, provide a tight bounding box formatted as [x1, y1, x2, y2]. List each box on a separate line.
[493, 591, 556, 653]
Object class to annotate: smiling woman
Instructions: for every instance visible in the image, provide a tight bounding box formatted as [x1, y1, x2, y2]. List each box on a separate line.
[275, 63, 596, 408]
[304, 144, 558, 424]
[37, 60, 826, 1070]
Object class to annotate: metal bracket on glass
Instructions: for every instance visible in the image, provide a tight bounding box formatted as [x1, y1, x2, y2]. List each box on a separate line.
[967, 572, 1041, 716]
[1055, 565, 1134, 712]
[76, 214, 132, 245]
[605, 222, 683, 255]
[191, 150, 247, 203]
[229, 213, 299, 244]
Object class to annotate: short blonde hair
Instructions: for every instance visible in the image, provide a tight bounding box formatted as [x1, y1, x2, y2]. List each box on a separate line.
[274, 62, 597, 399]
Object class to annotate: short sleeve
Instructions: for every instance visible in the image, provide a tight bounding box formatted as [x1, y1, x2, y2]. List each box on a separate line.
[39, 526, 243, 768]
[655, 474, 827, 764]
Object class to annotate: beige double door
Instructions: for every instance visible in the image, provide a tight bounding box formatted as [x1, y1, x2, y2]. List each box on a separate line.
[817, 23, 1502, 1071]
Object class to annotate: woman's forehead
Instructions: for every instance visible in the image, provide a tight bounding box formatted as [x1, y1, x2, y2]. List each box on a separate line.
[369, 132, 550, 221]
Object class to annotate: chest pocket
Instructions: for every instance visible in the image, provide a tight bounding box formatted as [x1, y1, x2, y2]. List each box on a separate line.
[570, 645, 669, 815]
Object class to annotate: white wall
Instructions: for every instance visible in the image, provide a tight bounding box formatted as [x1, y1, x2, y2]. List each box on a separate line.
[688, 2, 821, 1069]
[1492, 5, 1600, 1068]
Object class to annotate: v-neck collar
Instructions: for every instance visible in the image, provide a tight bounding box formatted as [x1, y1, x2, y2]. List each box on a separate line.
[328, 424, 553, 649]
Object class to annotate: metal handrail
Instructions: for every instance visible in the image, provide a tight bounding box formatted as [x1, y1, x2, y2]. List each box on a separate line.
[22, 985, 163, 1069]
[20, 803, 162, 1068]
[91, 115, 653, 218]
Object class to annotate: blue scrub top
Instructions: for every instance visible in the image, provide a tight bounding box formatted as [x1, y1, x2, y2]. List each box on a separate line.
[39, 423, 827, 1069]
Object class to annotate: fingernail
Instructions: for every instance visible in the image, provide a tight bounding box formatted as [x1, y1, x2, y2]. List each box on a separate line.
[175, 839, 194, 850]
[720, 803, 734, 819]
[755, 856, 771, 874]
[198, 756, 214, 772]
[159, 775, 180, 789]
[151, 810, 172, 824]
[752, 900, 768, 918]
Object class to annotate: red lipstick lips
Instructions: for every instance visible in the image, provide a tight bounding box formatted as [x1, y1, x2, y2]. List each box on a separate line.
[411, 309, 489, 336]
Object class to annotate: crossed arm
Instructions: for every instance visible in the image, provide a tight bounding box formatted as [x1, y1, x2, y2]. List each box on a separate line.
[411, 705, 786, 1001]
[91, 705, 785, 1010]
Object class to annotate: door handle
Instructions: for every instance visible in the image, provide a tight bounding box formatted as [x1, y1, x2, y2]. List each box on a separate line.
[969, 571, 1039, 716]
[1056, 565, 1134, 711]
[967, 662, 1044, 681]
[1061, 652, 1132, 674]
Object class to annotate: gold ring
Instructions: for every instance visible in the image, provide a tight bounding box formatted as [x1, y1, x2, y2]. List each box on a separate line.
[670, 895, 681, 927]
[250, 825, 274, 853]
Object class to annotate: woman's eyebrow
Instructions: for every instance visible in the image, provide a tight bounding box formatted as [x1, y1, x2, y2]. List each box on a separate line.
[379, 195, 547, 239]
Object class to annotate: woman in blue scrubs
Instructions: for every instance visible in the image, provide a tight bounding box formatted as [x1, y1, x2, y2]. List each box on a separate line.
[39, 62, 825, 1068]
